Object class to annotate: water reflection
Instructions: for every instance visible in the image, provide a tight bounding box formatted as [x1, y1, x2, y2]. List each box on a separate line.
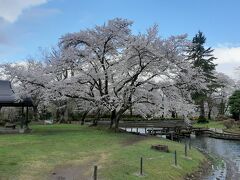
[190, 136, 240, 180]
[190, 136, 240, 169]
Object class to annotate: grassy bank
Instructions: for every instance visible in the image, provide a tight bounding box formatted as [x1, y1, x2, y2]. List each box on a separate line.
[193, 121, 225, 129]
[224, 127, 240, 134]
[0, 125, 206, 180]
[193, 120, 240, 135]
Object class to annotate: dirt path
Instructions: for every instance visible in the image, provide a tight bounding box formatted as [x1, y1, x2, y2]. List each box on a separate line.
[49, 153, 108, 180]
[48, 134, 147, 180]
[49, 160, 95, 180]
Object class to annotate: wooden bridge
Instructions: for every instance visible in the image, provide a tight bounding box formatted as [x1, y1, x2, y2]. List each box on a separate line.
[97, 119, 191, 138]
[192, 127, 240, 140]
[99, 120, 240, 140]
[119, 119, 191, 139]
[119, 119, 190, 129]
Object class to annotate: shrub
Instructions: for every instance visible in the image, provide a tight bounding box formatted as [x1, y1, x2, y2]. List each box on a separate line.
[190, 116, 199, 121]
[234, 120, 240, 128]
[223, 119, 235, 129]
[197, 116, 209, 123]
[216, 115, 228, 121]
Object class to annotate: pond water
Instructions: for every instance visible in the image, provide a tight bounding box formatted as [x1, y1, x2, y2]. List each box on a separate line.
[188, 135, 240, 180]
[123, 128, 240, 180]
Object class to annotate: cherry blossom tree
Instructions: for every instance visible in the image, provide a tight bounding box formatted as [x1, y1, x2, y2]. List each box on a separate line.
[213, 72, 235, 116]
[1, 60, 46, 121]
[57, 19, 205, 129]
[1, 18, 207, 130]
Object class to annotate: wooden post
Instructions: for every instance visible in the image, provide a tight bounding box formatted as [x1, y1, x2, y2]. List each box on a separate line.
[140, 157, 143, 175]
[145, 128, 147, 134]
[189, 138, 191, 150]
[136, 128, 138, 133]
[93, 165, 97, 180]
[174, 150, 177, 166]
[185, 142, 187, 157]
[21, 106, 24, 129]
[26, 105, 29, 128]
[131, 128, 133, 132]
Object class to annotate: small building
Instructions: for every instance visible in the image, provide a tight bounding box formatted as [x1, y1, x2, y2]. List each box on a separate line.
[0, 80, 33, 129]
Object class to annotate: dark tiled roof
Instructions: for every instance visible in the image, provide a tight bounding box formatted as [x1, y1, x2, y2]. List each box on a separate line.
[0, 80, 33, 107]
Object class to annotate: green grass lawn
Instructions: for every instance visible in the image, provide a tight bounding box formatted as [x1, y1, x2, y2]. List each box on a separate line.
[0, 124, 206, 180]
[193, 120, 225, 129]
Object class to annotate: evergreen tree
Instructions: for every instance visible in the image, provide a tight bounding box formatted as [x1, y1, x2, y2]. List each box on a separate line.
[187, 31, 217, 122]
[229, 90, 240, 120]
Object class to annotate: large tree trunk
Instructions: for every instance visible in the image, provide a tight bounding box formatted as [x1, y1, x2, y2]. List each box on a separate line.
[60, 111, 65, 123]
[114, 107, 128, 132]
[207, 98, 213, 120]
[92, 109, 101, 126]
[56, 109, 66, 123]
[129, 106, 133, 116]
[208, 109, 212, 120]
[114, 114, 121, 132]
[199, 100, 205, 119]
[219, 99, 225, 115]
[161, 112, 164, 118]
[33, 106, 38, 121]
[81, 111, 88, 125]
[110, 109, 116, 128]
[171, 111, 176, 118]
[65, 108, 71, 124]
[56, 109, 60, 122]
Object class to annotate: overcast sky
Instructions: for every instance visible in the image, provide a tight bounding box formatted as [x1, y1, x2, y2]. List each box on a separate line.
[0, 0, 239, 79]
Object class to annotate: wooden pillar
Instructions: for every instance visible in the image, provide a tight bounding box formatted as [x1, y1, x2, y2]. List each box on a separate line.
[140, 157, 143, 175]
[93, 165, 97, 180]
[174, 150, 177, 166]
[26, 105, 29, 128]
[21, 106, 24, 129]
